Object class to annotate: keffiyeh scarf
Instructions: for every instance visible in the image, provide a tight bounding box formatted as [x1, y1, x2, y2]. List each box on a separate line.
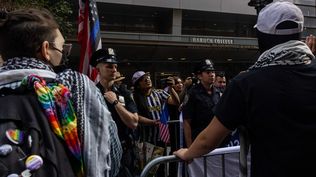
[1, 57, 53, 71]
[0, 57, 118, 177]
[249, 40, 315, 70]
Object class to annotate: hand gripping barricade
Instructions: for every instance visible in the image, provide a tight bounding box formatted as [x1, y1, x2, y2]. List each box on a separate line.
[140, 126, 250, 177]
[0, 75, 80, 177]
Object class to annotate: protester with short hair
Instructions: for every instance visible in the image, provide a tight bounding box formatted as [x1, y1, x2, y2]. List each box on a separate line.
[0, 8, 121, 177]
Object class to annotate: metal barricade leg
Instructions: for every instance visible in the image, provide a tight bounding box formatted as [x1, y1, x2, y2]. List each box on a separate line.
[239, 126, 249, 177]
[203, 156, 207, 177]
[221, 154, 226, 177]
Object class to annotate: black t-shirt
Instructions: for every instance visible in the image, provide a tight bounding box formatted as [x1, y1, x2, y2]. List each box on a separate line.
[183, 83, 221, 140]
[215, 62, 316, 177]
[96, 83, 138, 142]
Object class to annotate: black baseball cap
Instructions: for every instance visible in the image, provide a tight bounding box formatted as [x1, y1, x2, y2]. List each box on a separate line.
[90, 48, 118, 67]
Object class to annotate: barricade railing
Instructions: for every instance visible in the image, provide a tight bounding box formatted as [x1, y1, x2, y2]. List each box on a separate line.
[140, 146, 241, 177]
[167, 120, 180, 124]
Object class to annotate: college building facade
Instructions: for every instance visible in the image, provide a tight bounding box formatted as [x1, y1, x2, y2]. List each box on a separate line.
[73, 0, 316, 86]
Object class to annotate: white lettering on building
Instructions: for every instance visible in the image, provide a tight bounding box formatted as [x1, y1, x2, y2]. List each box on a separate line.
[192, 37, 234, 45]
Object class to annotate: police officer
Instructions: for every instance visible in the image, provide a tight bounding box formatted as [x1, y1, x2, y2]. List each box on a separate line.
[183, 59, 220, 147]
[182, 59, 222, 177]
[91, 48, 139, 177]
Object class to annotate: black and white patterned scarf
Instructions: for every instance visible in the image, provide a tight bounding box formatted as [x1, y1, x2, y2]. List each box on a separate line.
[1, 57, 54, 71]
[249, 40, 315, 70]
[0, 57, 120, 177]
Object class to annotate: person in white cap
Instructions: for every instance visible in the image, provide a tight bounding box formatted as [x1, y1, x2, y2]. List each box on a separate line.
[174, 1, 316, 177]
[131, 71, 180, 142]
[131, 70, 180, 175]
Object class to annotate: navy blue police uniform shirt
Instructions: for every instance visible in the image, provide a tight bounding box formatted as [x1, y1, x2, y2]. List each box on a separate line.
[183, 83, 221, 140]
[96, 83, 138, 142]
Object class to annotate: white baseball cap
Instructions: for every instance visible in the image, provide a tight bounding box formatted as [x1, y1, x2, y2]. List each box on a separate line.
[132, 71, 149, 85]
[255, 1, 304, 35]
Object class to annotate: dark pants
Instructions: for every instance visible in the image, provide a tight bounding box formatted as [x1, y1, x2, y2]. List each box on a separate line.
[118, 141, 136, 177]
[168, 123, 180, 177]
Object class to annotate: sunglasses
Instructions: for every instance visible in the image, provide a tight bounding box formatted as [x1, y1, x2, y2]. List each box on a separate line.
[49, 42, 72, 57]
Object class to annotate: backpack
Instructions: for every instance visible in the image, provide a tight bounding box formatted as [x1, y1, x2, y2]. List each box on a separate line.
[0, 86, 78, 177]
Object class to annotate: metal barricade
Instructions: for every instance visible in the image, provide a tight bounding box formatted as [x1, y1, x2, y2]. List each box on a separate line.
[140, 146, 242, 177]
[167, 120, 180, 124]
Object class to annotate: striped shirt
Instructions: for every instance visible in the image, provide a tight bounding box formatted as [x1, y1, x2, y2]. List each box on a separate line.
[141, 89, 169, 144]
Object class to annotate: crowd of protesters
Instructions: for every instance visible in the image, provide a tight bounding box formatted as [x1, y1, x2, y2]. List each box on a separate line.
[1, 1, 316, 177]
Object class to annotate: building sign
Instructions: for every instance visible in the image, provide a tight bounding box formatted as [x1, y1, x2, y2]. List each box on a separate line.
[192, 37, 234, 45]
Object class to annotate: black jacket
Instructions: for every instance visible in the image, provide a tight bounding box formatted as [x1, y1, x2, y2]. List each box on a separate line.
[0, 87, 78, 177]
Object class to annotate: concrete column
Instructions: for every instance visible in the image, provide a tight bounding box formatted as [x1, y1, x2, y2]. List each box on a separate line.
[172, 9, 182, 35]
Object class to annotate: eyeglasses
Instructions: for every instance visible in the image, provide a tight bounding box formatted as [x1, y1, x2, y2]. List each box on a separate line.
[49, 42, 72, 57]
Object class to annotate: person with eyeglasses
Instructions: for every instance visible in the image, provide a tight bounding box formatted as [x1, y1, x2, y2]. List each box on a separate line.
[0, 8, 121, 177]
[46, 42, 73, 73]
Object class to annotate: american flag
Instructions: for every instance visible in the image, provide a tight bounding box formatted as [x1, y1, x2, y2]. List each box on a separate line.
[78, 0, 102, 81]
[159, 103, 170, 143]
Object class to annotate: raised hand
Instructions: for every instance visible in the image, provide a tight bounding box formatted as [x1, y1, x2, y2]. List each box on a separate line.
[305, 35, 316, 55]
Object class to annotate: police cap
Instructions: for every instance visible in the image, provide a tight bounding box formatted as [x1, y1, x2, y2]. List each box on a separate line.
[90, 48, 118, 67]
[194, 59, 215, 74]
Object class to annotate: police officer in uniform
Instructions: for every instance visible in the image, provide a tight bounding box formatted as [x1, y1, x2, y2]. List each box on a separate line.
[183, 59, 221, 146]
[91, 48, 139, 177]
[182, 59, 223, 177]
